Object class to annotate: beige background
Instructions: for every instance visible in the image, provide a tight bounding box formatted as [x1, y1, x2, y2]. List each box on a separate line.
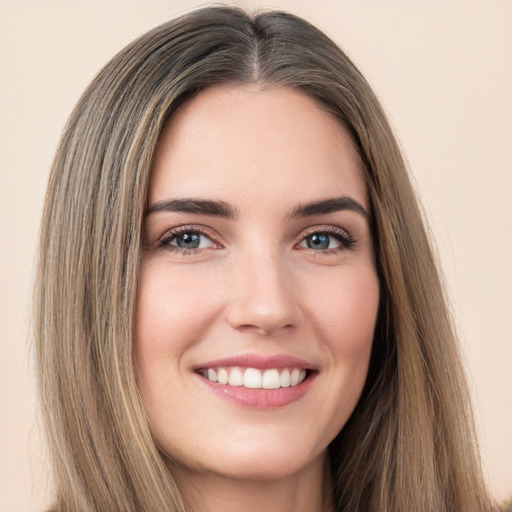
[1, 1, 510, 510]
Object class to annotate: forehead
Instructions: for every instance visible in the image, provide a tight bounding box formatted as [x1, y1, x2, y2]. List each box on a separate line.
[149, 85, 367, 209]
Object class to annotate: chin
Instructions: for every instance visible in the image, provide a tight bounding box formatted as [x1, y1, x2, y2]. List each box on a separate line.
[165, 427, 328, 482]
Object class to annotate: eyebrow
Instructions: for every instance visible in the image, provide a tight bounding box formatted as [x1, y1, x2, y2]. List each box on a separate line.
[146, 198, 239, 218]
[289, 196, 370, 220]
[146, 195, 369, 221]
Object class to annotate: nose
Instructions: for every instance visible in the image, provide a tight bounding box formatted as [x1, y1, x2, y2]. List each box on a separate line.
[225, 249, 299, 335]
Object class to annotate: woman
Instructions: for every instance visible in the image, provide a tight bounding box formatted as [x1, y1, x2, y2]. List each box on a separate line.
[35, 6, 499, 512]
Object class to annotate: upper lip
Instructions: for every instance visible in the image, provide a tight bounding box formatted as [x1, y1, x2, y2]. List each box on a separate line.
[193, 353, 316, 371]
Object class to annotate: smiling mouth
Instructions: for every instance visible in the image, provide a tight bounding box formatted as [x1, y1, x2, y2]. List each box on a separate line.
[197, 366, 310, 389]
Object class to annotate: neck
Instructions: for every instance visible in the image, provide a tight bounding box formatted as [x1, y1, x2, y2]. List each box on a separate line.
[173, 452, 334, 512]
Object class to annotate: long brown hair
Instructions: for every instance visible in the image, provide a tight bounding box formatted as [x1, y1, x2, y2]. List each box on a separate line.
[35, 6, 497, 511]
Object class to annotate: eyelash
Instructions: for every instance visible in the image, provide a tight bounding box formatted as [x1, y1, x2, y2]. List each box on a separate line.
[298, 226, 356, 253]
[157, 225, 356, 255]
[158, 226, 220, 254]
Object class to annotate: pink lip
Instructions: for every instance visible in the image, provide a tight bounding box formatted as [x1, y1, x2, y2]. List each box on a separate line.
[193, 353, 315, 371]
[193, 353, 317, 409]
[198, 374, 315, 408]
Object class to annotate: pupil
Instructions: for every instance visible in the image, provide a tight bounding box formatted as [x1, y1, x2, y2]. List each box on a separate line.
[308, 234, 329, 250]
[177, 233, 200, 248]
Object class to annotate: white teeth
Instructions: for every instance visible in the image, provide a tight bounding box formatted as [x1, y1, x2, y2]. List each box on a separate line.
[280, 368, 291, 388]
[202, 366, 308, 389]
[228, 367, 243, 387]
[262, 369, 280, 389]
[244, 368, 262, 388]
[290, 368, 301, 386]
[217, 367, 228, 385]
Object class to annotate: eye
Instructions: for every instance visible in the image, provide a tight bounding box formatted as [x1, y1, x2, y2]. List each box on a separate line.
[159, 227, 219, 252]
[297, 228, 355, 252]
[301, 233, 339, 250]
[171, 232, 208, 249]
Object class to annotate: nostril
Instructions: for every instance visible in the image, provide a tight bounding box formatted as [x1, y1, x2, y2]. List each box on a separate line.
[233, 322, 295, 335]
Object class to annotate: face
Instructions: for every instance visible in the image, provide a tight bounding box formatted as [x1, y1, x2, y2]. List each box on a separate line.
[136, 86, 379, 482]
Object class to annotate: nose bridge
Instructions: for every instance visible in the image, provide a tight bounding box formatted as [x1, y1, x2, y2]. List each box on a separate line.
[226, 243, 298, 334]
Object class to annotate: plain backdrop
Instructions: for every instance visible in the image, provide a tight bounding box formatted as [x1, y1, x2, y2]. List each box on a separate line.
[0, 1, 510, 510]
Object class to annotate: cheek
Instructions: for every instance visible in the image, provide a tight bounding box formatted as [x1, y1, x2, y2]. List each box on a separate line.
[134, 262, 221, 412]
[305, 265, 379, 409]
[136, 262, 219, 361]
[291, 265, 379, 448]
[134, 263, 222, 448]
[308, 266, 379, 349]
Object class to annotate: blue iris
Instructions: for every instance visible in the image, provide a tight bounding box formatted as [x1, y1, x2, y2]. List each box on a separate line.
[307, 234, 330, 250]
[175, 232, 201, 248]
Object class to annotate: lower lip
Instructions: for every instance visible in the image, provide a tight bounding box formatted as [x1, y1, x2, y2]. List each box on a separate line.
[198, 374, 314, 408]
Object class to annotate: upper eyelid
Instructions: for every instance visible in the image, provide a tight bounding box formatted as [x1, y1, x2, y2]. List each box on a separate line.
[295, 224, 352, 240]
[299, 224, 350, 234]
[159, 224, 352, 238]
[161, 225, 219, 237]
[295, 225, 356, 250]
[152, 228, 219, 258]
[156, 223, 355, 247]
[157, 225, 222, 248]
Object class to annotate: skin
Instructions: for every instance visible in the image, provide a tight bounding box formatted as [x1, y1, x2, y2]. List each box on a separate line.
[136, 85, 380, 512]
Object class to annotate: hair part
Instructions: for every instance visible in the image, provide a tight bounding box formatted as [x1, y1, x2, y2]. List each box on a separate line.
[35, 6, 497, 512]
